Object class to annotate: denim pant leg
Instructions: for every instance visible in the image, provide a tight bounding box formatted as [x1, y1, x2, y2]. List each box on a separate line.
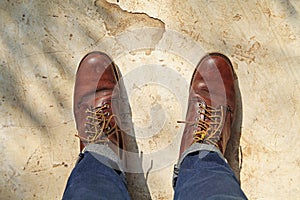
[173, 144, 247, 200]
[62, 144, 131, 200]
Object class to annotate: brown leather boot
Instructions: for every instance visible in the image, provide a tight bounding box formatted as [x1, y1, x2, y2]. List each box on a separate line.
[73, 51, 126, 159]
[178, 53, 236, 156]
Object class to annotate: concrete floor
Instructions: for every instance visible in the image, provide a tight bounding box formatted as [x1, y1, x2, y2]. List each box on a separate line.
[0, 0, 300, 199]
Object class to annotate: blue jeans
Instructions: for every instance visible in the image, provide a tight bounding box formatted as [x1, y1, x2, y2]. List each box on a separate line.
[63, 144, 247, 200]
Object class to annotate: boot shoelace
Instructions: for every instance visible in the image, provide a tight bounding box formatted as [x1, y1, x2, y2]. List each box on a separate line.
[178, 102, 228, 146]
[75, 103, 117, 144]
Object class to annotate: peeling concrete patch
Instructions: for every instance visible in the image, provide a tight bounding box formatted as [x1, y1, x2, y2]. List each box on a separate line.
[95, 0, 165, 36]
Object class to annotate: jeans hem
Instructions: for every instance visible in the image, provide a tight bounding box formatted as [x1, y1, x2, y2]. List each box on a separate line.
[82, 144, 125, 175]
[173, 143, 226, 188]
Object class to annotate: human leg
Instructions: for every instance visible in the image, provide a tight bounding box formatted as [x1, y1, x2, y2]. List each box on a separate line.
[63, 145, 130, 200]
[173, 144, 247, 199]
[63, 52, 131, 199]
[173, 53, 247, 199]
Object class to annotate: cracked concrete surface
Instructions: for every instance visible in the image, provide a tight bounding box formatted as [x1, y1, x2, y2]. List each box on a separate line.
[0, 0, 300, 199]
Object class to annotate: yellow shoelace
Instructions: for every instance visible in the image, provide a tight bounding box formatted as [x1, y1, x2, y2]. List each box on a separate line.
[75, 104, 118, 144]
[177, 102, 227, 146]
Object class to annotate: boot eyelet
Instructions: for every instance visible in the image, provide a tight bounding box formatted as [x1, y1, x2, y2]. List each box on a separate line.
[104, 112, 110, 116]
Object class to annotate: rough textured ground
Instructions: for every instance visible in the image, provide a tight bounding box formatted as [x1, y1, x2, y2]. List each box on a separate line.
[0, 0, 299, 199]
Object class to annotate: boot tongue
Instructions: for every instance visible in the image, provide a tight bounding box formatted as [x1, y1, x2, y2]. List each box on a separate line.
[94, 90, 112, 106]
